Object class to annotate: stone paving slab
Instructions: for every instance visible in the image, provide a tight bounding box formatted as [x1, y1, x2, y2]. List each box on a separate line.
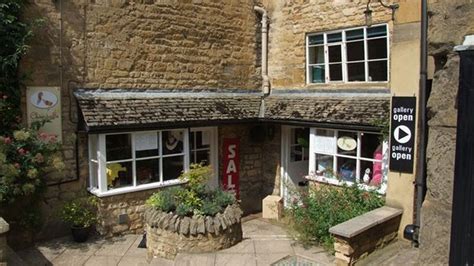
[9, 217, 334, 266]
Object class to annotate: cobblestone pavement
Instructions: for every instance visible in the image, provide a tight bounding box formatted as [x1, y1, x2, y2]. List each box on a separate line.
[9, 216, 334, 266]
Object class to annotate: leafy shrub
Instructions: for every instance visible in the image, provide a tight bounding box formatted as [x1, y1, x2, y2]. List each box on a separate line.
[201, 199, 222, 216]
[175, 202, 193, 217]
[287, 184, 384, 249]
[213, 189, 236, 208]
[147, 164, 236, 217]
[60, 197, 98, 228]
[146, 187, 176, 212]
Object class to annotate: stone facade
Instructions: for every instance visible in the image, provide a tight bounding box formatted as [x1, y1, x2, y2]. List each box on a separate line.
[419, 1, 474, 264]
[219, 124, 281, 215]
[144, 204, 243, 259]
[263, 0, 393, 89]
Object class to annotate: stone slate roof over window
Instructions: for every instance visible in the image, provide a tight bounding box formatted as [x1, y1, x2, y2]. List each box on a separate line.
[74, 89, 262, 132]
[264, 92, 390, 127]
[75, 89, 390, 132]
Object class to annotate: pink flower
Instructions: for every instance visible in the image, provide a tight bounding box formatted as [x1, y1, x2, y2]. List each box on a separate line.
[17, 148, 27, 156]
[2, 95, 7, 100]
[14, 163, 20, 169]
[3, 137, 12, 145]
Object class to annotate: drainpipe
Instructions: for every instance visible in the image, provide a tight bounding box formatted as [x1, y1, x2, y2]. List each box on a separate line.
[404, 0, 428, 247]
[254, 6, 270, 95]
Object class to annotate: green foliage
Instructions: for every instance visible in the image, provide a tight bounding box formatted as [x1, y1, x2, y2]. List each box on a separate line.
[201, 199, 222, 216]
[0, 124, 63, 203]
[147, 164, 236, 217]
[371, 115, 390, 141]
[287, 184, 385, 250]
[213, 189, 236, 208]
[146, 187, 176, 212]
[60, 197, 98, 228]
[0, 0, 37, 135]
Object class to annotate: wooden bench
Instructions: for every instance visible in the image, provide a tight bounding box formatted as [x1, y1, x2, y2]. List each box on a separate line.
[329, 206, 403, 265]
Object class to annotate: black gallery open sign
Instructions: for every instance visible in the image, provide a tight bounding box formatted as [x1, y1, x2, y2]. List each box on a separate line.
[390, 96, 417, 173]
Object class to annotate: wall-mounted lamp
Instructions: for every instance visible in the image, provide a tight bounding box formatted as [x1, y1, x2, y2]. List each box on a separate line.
[364, 0, 399, 27]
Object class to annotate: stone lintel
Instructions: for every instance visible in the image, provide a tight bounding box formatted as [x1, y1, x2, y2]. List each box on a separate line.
[329, 206, 403, 238]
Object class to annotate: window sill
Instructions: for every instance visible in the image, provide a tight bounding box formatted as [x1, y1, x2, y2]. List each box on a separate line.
[88, 179, 187, 197]
[304, 174, 387, 195]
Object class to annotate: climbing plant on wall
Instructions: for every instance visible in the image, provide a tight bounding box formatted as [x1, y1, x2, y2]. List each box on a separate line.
[0, 0, 34, 135]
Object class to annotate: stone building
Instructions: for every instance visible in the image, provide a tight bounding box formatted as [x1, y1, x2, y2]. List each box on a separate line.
[20, 0, 423, 243]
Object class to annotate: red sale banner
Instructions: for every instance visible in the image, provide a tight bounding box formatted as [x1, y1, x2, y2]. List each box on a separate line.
[222, 138, 240, 199]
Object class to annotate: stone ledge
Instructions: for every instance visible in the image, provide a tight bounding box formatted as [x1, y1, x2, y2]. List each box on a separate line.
[0, 218, 9, 235]
[329, 206, 402, 238]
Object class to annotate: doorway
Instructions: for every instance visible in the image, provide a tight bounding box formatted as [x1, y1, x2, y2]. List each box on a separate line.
[281, 126, 310, 206]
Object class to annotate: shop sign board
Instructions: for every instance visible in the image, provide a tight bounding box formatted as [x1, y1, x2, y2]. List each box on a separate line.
[222, 138, 240, 199]
[26, 87, 62, 142]
[390, 96, 416, 173]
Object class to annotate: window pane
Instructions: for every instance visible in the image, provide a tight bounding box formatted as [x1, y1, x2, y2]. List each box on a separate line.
[360, 132, 382, 159]
[195, 131, 211, 149]
[347, 62, 366, 82]
[337, 157, 356, 182]
[368, 60, 388, 81]
[367, 25, 387, 38]
[195, 150, 210, 165]
[314, 129, 335, 154]
[347, 41, 364, 61]
[106, 134, 131, 161]
[308, 34, 323, 45]
[135, 132, 159, 158]
[315, 153, 334, 178]
[89, 135, 98, 160]
[291, 146, 303, 162]
[360, 159, 383, 186]
[337, 131, 357, 156]
[368, 38, 387, 59]
[163, 156, 184, 181]
[310, 65, 325, 83]
[308, 46, 325, 64]
[346, 29, 364, 41]
[292, 128, 309, 145]
[136, 159, 160, 185]
[106, 161, 133, 189]
[163, 130, 184, 155]
[328, 45, 342, 62]
[327, 32, 342, 43]
[329, 64, 342, 81]
[90, 162, 98, 188]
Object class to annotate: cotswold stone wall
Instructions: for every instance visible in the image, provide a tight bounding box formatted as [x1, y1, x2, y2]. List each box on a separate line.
[219, 124, 278, 214]
[263, 0, 393, 89]
[19, 0, 263, 239]
[419, 1, 474, 264]
[144, 204, 243, 259]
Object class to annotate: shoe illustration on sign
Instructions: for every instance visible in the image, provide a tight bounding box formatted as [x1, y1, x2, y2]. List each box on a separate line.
[393, 125, 411, 144]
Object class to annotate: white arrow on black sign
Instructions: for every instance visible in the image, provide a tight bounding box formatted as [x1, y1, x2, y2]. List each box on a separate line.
[394, 125, 412, 144]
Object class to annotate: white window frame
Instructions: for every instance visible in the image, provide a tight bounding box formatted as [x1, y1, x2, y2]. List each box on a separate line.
[307, 128, 388, 194]
[87, 127, 218, 197]
[306, 24, 390, 84]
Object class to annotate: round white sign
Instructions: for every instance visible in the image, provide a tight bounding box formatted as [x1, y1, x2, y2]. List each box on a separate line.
[337, 136, 357, 151]
[30, 91, 58, 109]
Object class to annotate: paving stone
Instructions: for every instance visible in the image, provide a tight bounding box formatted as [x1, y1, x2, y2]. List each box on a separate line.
[174, 253, 216, 266]
[215, 253, 257, 266]
[254, 240, 294, 254]
[84, 255, 121, 266]
[95, 244, 132, 257]
[218, 239, 255, 254]
[255, 253, 292, 266]
[51, 254, 91, 266]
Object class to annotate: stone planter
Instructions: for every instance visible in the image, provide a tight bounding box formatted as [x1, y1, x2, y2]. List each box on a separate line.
[144, 204, 243, 260]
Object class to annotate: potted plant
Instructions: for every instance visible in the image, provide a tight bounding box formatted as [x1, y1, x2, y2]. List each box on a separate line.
[60, 196, 98, 242]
